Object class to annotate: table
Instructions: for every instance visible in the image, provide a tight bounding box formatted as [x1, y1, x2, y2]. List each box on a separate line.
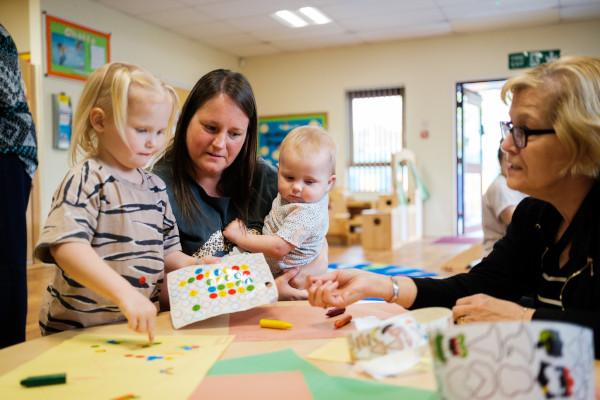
[1, 301, 599, 397]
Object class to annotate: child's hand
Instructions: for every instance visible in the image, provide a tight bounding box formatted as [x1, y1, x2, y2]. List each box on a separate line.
[117, 288, 158, 343]
[197, 255, 221, 264]
[223, 219, 247, 243]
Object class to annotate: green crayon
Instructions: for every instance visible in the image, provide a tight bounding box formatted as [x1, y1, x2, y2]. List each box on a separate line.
[20, 373, 66, 387]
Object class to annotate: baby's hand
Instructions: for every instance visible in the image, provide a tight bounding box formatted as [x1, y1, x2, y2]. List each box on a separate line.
[117, 288, 157, 343]
[223, 219, 247, 243]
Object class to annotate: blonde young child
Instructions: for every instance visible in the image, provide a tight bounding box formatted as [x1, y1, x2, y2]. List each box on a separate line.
[35, 62, 197, 341]
[223, 126, 336, 289]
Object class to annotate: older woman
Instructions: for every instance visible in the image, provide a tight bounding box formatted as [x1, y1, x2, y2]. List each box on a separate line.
[308, 56, 600, 357]
[154, 69, 310, 299]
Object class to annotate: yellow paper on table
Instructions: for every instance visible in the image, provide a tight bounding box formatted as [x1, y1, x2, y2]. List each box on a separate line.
[0, 333, 233, 400]
[307, 337, 352, 363]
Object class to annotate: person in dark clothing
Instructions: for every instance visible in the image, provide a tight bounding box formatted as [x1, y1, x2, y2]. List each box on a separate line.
[0, 25, 38, 348]
[153, 69, 312, 300]
[307, 56, 600, 359]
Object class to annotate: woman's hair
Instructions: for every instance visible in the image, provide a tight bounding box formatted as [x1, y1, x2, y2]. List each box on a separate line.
[279, 125, 336, 175]
[70, 62, 178, 165]
[501, 56, 600, 177]
[161, 69, 258, 221]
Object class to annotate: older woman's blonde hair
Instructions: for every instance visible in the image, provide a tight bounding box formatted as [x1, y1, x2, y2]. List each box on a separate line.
[70, 62, 178, 165]
[279, 125, 336, 174]
[501, 56, 600, 178]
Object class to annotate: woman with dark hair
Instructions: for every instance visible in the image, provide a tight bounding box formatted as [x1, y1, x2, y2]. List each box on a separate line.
[153, 69, 309, 300]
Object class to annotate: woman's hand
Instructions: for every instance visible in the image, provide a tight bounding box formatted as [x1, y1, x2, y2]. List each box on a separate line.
[223, 219, 247, 244]
[276, 268, 308, 300]
[117, 288, 158, 343]
[452, 293, 533, 324]
[307, 269, 387, 308]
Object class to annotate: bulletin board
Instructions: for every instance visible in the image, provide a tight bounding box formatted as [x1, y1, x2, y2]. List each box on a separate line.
[45, 14, 111, 81]
[258, 113, 327, 166]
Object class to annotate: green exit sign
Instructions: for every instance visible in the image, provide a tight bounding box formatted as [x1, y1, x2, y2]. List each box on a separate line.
[508, 49, 561, 69]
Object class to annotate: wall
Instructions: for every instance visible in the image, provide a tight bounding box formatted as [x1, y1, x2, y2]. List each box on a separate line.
[0, 0, 30, 52]
[243, 19, 600, 236]
[33, 0, 237, 221]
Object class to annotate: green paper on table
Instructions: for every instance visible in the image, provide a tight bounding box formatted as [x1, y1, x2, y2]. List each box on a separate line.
[209, 349, 439, 400]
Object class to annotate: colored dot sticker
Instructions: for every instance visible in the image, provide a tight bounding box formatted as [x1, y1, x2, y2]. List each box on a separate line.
[178, 281, 186, 287]
[189, 290, 198, 297]
[238, 287, 245, 293]
[232, 265, 240, 270]
[208, 286, 216, 293]
[192, 304, 201, 311]
[138, 276, 146, 285]
[187, 277, 195, 283]
[219, 291, 227, 297]
[226, 282, 234, 288]
[196, 274, 204, 280]
[209, 293, 218, 299]
[96, 349, 106, 353]
[228, 289, 236, 295]
[246, 285, 255, 291]
[217, 284, 225, 290]
[241, 265, 249, 270]
[195, 268, 203, 274]
[243, 271, 251, 276]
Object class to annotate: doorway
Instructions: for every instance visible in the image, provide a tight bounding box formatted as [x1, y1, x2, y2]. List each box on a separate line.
[456, 80, 509, 236]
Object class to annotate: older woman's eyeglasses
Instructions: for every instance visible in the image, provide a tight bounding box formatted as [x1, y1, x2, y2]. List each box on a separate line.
[500, 121, 555, 149]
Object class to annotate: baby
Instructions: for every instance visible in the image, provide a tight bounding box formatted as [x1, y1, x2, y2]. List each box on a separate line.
[224, 125, 336, 289]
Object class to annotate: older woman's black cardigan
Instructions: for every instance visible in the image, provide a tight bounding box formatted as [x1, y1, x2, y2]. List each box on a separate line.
[413, 179, 600, 358]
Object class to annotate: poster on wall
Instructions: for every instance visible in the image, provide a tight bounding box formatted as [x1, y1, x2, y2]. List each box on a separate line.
[45, 14, 111, 81]
[258, 113, 328, 166]
[52, 93, 72, 150]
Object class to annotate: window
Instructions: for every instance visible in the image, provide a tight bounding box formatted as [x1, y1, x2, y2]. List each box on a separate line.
[348, 88, 404, 193]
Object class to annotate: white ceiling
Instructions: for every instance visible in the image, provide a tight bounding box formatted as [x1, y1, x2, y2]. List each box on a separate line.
[91, 0, 600, 57]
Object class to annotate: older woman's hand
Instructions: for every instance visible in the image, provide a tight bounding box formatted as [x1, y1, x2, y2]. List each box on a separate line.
[276, 268, 308, 301]
[452, 293, 534, 324]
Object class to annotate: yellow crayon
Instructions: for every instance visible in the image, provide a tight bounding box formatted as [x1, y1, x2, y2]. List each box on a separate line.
[259, 319, 293, 330]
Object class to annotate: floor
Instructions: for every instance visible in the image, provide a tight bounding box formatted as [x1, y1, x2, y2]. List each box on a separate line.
[25, 239, 481, 341]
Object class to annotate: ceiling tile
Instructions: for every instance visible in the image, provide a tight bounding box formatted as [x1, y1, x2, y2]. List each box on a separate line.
[94, 0, 185, 16]
[176, 20, 245, 40]
[354, 22, 452, 41]
[338, 8, 446, 31]
[451, 8, 559, 32]
[138, 6, 212, 28]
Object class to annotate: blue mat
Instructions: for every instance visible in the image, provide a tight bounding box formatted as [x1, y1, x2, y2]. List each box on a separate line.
[328, 262, 437, 278]
[327, 263, 437, 301]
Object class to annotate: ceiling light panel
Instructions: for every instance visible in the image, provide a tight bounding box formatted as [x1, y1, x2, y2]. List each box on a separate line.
[298, 7, 332, 24]
[272, 10, 309, 28]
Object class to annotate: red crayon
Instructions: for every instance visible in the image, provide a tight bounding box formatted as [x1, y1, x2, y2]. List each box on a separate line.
[326, 307, 346, 318]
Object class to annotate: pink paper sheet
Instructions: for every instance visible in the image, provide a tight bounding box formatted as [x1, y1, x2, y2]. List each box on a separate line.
[189, 371, 311, 400]
[229, 302, 401, 341]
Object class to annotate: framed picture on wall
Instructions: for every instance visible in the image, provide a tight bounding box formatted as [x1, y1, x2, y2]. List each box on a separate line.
[45, 14, 111, 81]
[258, 112, 328, 166]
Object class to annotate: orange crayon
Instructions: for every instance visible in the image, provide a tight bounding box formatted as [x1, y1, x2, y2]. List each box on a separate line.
[334, 314, 352, 329]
